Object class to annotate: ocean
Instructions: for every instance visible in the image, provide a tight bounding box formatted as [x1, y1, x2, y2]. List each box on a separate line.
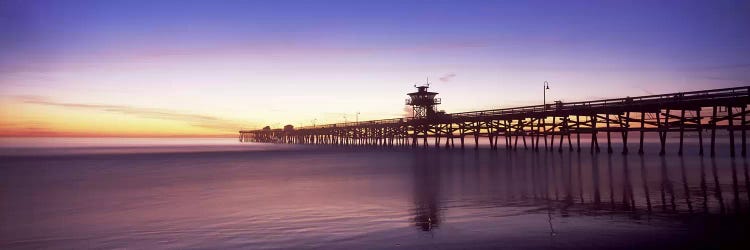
[1, 137, 748, 249]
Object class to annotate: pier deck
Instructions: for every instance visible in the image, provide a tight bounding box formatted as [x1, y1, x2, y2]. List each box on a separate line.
[240, 86, 750, 157]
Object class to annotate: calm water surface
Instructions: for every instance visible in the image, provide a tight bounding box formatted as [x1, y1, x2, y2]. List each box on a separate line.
[1, 138, 749, 249]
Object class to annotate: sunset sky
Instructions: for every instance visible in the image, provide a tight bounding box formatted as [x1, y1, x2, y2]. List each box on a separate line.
[1, 0, 749, 137]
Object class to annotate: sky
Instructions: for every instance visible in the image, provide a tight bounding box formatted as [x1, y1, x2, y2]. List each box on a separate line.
[0, 0, 749, 137]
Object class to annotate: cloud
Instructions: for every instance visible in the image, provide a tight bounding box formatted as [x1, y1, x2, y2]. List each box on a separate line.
[637, 87, 654, 95]
[689, 63, 750, 71]
[15, 95, 252, 132]
[439, 73, 456, 82]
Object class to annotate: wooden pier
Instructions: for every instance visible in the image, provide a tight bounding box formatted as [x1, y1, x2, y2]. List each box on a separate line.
[240, 86, 750, 157]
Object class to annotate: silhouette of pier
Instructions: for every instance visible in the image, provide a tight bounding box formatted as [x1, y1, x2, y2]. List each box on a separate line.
[240, 85, 750, 157]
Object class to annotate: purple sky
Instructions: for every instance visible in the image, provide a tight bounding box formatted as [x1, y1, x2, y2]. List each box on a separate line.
[1, 0, 749, 135]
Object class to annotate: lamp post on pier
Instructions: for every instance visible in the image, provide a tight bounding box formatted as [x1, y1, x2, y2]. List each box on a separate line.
[543, 81, 550, 111]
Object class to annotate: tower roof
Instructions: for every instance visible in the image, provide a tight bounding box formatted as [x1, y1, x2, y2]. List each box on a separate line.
[408, 85, 438, 96]
[407, 91, 438, 96]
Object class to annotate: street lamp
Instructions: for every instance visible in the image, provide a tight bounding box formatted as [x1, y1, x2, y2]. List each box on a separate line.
[543, 81, 550, 111]
[356, 111, 360, 124]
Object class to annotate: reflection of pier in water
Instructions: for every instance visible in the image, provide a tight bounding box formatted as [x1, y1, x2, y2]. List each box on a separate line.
[412, 151, 441, 231]
[408, 150, 750, 232]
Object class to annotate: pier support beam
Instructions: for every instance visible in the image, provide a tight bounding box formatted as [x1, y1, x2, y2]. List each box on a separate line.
[515, 120, 522, 150]
[558, 117, 565, 153]
[576, 115, 581, 152]
[678, 109, 685, 156]
[621, 112, 630, 155]
[742, 106, 747, 157]
[541, 117, 547, 151]
[550, 117, 555, 152]
[460, 126, 465, 149]
[474, 123, 480, 150]
[535, 118, 542, 152]
[658, 110, 668, 156]
[530, 118, 536, 151]
[606, 114, 612, 154]
[639, 112, 645, 155]
[728, 106, 736, 158]
[698, 108, 704, 156]
[711, 106, 717, 157]
[590, 115, 599, 154]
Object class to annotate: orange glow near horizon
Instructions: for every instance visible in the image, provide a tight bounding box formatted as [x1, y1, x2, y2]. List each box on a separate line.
[1, 1, 747, 138]
[0, 99, 243, 137]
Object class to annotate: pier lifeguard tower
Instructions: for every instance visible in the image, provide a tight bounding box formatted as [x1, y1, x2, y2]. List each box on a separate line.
[406, 83, 442, 120]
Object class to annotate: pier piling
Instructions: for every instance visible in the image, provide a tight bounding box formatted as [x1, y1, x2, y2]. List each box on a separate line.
[241, 86, 749, 156]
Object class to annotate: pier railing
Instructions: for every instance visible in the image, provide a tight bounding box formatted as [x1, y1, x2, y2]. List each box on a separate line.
[278, 86, 749, 130]
[240, 85, 749, 157]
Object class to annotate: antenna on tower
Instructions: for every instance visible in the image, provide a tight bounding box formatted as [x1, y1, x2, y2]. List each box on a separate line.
[426, 77, 430, 87]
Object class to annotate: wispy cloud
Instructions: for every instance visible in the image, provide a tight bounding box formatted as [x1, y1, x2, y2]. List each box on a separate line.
[15, 95, 252, 132]
[637, 87, 654, 95]
[439, 73, 456, 82]
[688, 63, 750, 71]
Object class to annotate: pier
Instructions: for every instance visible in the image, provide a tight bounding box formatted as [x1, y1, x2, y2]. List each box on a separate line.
[240, 85, 750, 157]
